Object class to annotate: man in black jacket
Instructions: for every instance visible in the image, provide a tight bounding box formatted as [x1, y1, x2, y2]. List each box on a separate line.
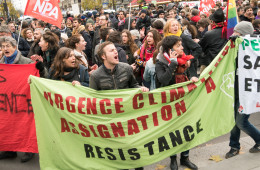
[199, 8, 228, 66]
[27, 28, 44, 58]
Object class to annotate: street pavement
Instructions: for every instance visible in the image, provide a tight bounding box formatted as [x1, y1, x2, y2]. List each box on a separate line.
[0, 113, 259, 170]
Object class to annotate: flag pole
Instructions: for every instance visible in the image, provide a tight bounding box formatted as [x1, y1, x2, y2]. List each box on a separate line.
[128, 3, 131, 30]
[17, 15, 25, 48]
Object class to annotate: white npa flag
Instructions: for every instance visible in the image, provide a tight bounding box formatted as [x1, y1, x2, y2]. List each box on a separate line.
[238, 35, 260, 114]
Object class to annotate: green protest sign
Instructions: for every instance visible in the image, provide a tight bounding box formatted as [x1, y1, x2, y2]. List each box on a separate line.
[30, 39, 241, 170]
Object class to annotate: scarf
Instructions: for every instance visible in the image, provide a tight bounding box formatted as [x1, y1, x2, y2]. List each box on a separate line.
[140, 44, 155, 62]
[61, 68, 79, 82]
[190, 16, 201, 23]
[211, 22, 227, 39]
[164, 29, 182, 37]
[4, 50, 18, 64]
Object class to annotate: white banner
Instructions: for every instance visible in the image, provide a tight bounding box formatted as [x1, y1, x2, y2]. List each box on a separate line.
[238, 35, 260, 114]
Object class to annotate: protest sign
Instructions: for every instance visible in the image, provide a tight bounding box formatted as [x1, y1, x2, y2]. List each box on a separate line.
[30, 39, 240, 169]
[24, 0, 63, 28]
[199, 0, 216, 15]
[0, 63, 39, 153]
[238, 36, 260, 114]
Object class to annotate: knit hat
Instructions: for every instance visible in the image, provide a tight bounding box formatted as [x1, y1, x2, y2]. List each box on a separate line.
[234, 21, 254, 36]
[157, 10, 165, 16]
[141, 9, 147, 14]
[209, 8, 225, 23]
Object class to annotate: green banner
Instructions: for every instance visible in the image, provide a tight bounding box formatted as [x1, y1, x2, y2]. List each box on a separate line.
[30, 39, 241, 170]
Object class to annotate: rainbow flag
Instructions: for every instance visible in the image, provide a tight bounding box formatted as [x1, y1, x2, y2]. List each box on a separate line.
[226, 0, 238, 38]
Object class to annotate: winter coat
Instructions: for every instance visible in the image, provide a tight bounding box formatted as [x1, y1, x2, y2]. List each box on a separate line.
[114, 43, 128, 63]
[42, 48, 58, 70]
[89, 62, 140, 90]
[199, 27, 228, 66]
[0, 50, 32, 64]
[143, 58, 156, 90]
[136, 16, 151, 31]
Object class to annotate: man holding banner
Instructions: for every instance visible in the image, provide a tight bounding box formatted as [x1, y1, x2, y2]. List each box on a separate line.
[225, 21, 260, 159]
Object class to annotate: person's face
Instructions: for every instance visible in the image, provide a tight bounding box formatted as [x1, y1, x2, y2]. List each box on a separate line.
[1, 42, 16, 57]
[26, 30, 33, 39]
[257, 9, 260, 16]
[66, 19, 72, 25]
[131, 20, 136, 28]
[198, 26, 205, 33]
[238, 9, 244, 16]
[88, 24, 94, 31]
[200, 14, 206, 19]
[180, 12, 185, 17]
[50, 25, 56, 30]
[34, 30, 41, 41]
[122, 32, 128, 44]
[61, 20, 66, 29]
[119, 12, 125, 20]
[140, 13, 146, 19]
[99, 16, 108, 27]
[245, 8, 253, 16]
[8, 24, 15, 33]
[172, 41, 184, 56]
[73, 20, 80, 29]
[146, 32, 154, 45]
[96, 17, 100, 23]
[38, 37, 48, 51]
[159, 13, 165, 18]
[169, 10, 174, 18]
[63, 51, 76, 68]
[76, 36, 87, 51]
[0, 47, 2, 59]
[169, 20, 179, 34]
[0, 32, 11, 37]
[102, 44, 119, 66]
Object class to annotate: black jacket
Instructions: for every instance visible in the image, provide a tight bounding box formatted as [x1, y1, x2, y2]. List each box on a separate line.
[181, 33, 202, 78]
[12, 33, 30, 57]
[136, 16, 151, 30]
[80, 30, 92, 62]
[114, 43, 128, 63]
[199, 27, 227, 66]
[89, 62, 140, 90]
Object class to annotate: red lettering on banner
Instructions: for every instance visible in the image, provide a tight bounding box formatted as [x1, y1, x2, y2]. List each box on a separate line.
[44, 91, 53, 106]
[133, 93, 144, 109]
[137, 115, 149, 130]
[61, 118, 70, 132]
[148, 93, 158, 105]
[78, 97, 86, 114]
[205, 77, 216, 94]
[79, 123, 90, 137]
[170, 87, 185, 102]
[218, 57, 222, 62]
[111, 122, 125, 137]
[89, 125, 98, 137]
[187, 83, 197, 92]
[54, 93, 64, 110]
[161, 105, 172, 121]
[97, 125, 111, 138]
[114, 98, 124, 113]
[66, 96, 76, 113]
[87, 98, 97, 114]
[256, 102, 260, 107]
[201, 78, 205, 83]
[100, 99, 112, 114]
[128, 119, 140, 135]
[175, 100, 186, 116]
[231, 41, 235, 48]
[69, 122, 79, 134]
[152, 112, 159, 126]
[209, 71, 213, 75]
[161, 91, 167, 103]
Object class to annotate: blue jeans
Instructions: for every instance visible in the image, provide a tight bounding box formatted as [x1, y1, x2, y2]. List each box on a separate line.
[229, 98, 260, 149]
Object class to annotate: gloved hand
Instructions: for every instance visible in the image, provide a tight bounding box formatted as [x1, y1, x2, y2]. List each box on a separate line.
[229, 35, 239, 42]
[35, 61, 44, 72]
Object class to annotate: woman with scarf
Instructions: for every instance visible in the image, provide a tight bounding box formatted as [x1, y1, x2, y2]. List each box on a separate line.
[48, 47, 89, 87]
[121, 29, 139, 65]
[164, 19, 202, 79]
[155, 35, 198, 170]
[198, 8, 228, 66]
[135, 29, 161, 86]
[22, 28, 34, 47]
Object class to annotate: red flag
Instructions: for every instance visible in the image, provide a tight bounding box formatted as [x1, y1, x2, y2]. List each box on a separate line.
[24, 0, 63, 28]
[199, 0, 216, 16]
[0, 63, 39, 153]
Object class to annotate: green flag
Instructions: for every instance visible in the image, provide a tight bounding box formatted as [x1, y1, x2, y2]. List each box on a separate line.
[30, 39, 241, 169]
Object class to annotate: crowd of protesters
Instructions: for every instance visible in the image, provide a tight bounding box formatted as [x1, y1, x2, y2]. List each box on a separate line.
[0, 0, 259, 169]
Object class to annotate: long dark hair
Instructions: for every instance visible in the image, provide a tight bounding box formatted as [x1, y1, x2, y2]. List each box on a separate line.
[42, 31, 59, 51]
[51, 47, 79, 78]
[122, 29, 138, 54]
